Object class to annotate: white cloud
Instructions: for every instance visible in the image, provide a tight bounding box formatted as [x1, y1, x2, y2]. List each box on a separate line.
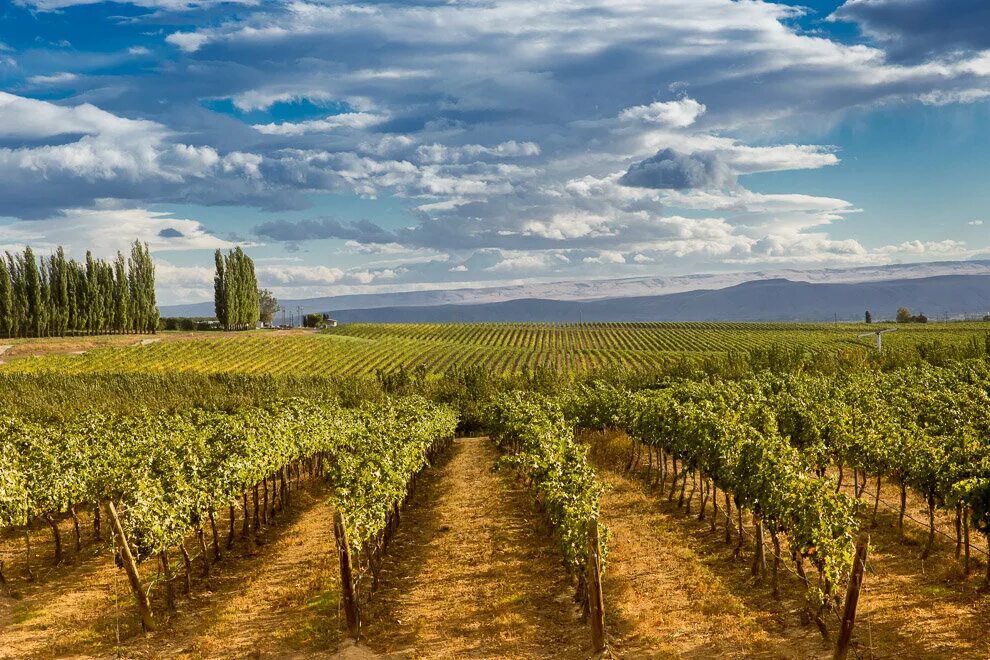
[165, 31, 211, 53]
[252, 112, 387, 135]
[968, 219, 983, 226]
[0, 91, 158, 139]
[28, 72, 77, 85]
[416, 141, 540, 164]
[582, 250, 626, 265]
[619, 98, 706, 128]
[0, 93, 268, 216]
[0, 207, 234, 258]
[485, 252, 569, 273]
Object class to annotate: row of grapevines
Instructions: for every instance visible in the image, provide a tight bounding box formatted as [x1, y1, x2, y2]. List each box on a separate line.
[0, 395, 457, 622]
[483, 391, 605, 583]
[764, 362, 990, 576]
[565, 381, 857, 623]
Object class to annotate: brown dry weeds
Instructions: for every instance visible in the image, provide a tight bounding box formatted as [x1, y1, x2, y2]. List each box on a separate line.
[588, 431, 827, 659]
[588, 430, 990, 659]
[361, 436, 588, 658]
[832, 471, 990, 659]
[0, 328, 316, 363]
[0, 481, 343, 659]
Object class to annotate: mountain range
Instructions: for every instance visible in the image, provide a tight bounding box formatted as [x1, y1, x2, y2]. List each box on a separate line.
[159, 260, 990, 323]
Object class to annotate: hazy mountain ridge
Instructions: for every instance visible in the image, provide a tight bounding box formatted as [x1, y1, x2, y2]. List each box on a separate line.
[326, 275, 990, 323]
[159, 260, 990, 320]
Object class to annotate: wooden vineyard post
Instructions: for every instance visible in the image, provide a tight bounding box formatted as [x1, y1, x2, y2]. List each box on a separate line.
[834, 532, 870, 660]
[586, 518, 606, 654]
[106, 500, 155, 632]
[333, 510, 360, 639]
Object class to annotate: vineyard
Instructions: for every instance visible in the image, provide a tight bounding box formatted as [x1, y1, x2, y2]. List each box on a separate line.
[3, 321, 990, 377]
[3, 325, 990, 657]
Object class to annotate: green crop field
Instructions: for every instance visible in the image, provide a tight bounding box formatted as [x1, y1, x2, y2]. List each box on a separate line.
[2, 321, 988, 377]
[5, 321, 990, 658]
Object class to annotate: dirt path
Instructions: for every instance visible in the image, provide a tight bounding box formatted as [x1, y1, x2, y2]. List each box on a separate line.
[361, 436, 587, 658]
[587, 431, 829, 659]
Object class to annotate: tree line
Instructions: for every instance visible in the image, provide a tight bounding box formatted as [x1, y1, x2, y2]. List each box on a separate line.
[0, 241, 158, 338]
[214, 247, 261, 330]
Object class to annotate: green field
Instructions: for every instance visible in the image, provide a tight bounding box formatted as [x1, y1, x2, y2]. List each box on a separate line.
[5, 321, 990, 658]
[3, 321, 989, 376]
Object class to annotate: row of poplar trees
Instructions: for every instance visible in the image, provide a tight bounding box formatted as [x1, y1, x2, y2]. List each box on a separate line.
[0, 241, 158, 338]
[214, 247, 260, 330]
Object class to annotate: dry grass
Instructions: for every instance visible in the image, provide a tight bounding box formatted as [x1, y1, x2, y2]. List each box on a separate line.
[586, 431, 828, 659]
[0, 328, 316, 363]
[585, 430, 990, 659]
[832, 472, 990, 658]
[0, 480, 343, 659]
[361, 437, 588, 658]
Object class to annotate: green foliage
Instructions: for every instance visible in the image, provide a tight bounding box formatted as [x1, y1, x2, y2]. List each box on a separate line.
[10, 320, 990, 378]
[328, 396, 458, 551]
[0, 242, 156, 338]
[484, 391, 605, 577]
[0, 395, 456, 563]
[214, 247, 260, 330]
[258, 289, 278, 325]
[566, 379, 857, 609]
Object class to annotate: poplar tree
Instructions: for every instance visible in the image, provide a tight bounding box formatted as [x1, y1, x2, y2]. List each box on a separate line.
[214, 249, 227, 329]
[49, 247, 70, 337]
[113, 251, 130, 334]
[0, 259, 11, 338]
[213, 247, 260, 330]
[38, 258, 51, 336]
[8, 253, 27, 337]
[22, 247, 42, 338]
[127, 240, 157, 334]
[0, 243, 158, 338]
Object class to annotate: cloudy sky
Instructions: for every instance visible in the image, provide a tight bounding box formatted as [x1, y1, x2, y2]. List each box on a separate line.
[1, 0, 989, 304]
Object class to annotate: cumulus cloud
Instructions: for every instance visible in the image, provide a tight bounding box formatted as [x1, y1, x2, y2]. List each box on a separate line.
[4, 0, 990, 295]
[620, 149, 735, 190]
[416, 141, 540, 164]
[0, 93, 270, 216]
[0, 207, 234, 257]
[0, 91, 156, 139]
[619, 98, 706, 128]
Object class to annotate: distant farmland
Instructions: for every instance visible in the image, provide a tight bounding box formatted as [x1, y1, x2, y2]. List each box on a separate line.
[1, 321, 987, 376]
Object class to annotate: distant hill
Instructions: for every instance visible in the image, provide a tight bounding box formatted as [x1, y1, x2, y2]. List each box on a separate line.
[158, 261, 990, 322]
[324, 275, 990, 323]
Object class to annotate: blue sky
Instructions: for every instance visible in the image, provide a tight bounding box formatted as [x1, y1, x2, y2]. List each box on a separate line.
[1, 0, 988, 304]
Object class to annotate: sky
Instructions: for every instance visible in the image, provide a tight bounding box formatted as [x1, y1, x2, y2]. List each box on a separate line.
[0, 0, 989, 305]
